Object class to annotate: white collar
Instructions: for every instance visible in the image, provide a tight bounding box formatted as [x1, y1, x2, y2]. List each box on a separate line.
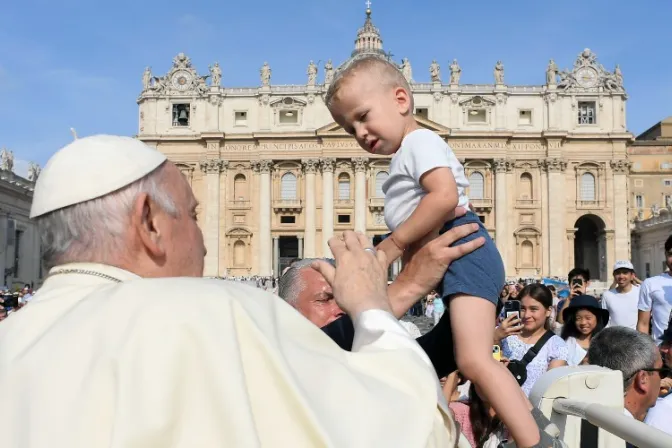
[47, 262, 141, 284]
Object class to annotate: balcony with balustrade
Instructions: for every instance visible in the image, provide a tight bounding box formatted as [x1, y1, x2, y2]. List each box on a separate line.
[576, 199, 605, 210]
[368, 197, 385, 212]
[273, 199, 302, 213]
[334, 198, 354, 209]
[470, 198, 493, 213]
[229, 199, 252, 210]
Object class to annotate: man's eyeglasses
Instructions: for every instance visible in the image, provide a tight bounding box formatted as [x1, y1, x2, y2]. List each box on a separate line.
[624, 367, 672, 383]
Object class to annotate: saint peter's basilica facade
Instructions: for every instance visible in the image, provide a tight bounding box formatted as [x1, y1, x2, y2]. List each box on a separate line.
[137, 8, 632, 282]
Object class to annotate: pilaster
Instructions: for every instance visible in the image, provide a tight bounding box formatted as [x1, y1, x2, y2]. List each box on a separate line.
[542, 158, 568, 277]
[352, 157, 369, 233]
[253, 159, 273, 276]
[302, 158, 319, 258]
[199, 158, 228, 277]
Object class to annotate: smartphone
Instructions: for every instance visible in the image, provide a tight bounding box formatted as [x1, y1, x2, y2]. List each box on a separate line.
[571, 278, 584, 286]
[492, 345, 501, 361]
[504, 300, 521, 320]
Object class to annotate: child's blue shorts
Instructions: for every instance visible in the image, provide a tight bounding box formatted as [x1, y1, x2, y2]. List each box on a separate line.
[436, 211, 505, 305]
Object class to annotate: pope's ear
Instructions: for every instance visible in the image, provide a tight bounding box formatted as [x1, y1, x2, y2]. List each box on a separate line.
[131, 193, 165, 257]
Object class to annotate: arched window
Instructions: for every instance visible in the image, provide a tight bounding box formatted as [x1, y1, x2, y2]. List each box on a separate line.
[521, 240, 534, 266]
[280, 172, 297, 200]
[581, 172, 596, 201]
[468, 172, 484, 200]
[519, 173, 533, 199]
[338, 173, 351, 200]
[234, 241, 246, 266]
[233, 174, 247, 201]
[375, 171, 389, 197]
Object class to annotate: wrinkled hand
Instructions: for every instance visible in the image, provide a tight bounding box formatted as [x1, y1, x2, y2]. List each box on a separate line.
[495, 314, 523, 342]
[660, 377, 672, 396]
[311, 231, 390, 317]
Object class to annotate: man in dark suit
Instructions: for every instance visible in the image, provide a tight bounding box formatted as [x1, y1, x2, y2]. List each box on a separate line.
[278, 220, 484, 378]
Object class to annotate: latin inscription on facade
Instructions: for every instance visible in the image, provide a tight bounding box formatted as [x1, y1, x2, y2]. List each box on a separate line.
[221, 140, 557, 152]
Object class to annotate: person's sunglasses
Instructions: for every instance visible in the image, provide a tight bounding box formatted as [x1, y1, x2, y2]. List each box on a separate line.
[626, 367, 672, 382]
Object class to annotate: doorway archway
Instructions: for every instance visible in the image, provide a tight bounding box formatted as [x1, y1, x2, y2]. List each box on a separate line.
[573, 214, 607, 281]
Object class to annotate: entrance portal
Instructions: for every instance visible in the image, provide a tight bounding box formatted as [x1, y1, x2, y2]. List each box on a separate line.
[573, 215, 607, 281]
[278, 236, 299, 275]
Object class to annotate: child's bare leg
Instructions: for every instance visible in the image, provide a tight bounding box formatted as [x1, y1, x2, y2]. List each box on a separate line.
[449, 294, 540, 447]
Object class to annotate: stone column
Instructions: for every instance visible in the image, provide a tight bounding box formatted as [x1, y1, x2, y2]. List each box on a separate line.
[297, 236, 304, 259]
[302, 159, 319, 258]
[566, 230, 576, 271]
[321, 158, 335, 257]
[199, 158, 227, 277]
[543, 158, 568, 277]
[494, 159, 510, 271]
[273, 236, 279, 277]
[254, 160, 273, 276]
[353, 157, 369, 233]
[611, 160, 632, 261]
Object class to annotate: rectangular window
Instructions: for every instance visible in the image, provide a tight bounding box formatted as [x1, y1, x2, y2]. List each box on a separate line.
[645, 262, 651, 278]
[478, 215, 485, 224]
[468, 109, 487, 123]
[280, 216, 295, 224]
[234, 111, 247, 126]
[415, 108, 429, 119]
[172, 103, 190, 127]
[578, 101, 596, 125]
[665, 179, 672, 187]
[635, 195, 644, 208]
[662, 162, 672, 170]
[337, 214, 351, 224]
[279, 110, 298, 124]
[518, 110, 532, 126]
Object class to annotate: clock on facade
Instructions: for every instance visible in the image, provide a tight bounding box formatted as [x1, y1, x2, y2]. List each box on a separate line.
[576, 67, 598, 88]
[171, 71, 192, 91]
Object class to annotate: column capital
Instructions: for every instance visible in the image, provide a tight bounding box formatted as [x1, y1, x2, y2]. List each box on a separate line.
[352, 157, 369, 173]
[321, 158, 336, 173]
[493, 158, 513, 173]
[199, 159, 228, 174]
[610, 159, 631, 174]
[252, 159, 273, 173]
[301, 158, 320, 174]
[541, 158, 567, 173]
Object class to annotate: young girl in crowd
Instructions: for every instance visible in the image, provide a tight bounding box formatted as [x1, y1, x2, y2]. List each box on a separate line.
[560, 295, 609, 366]
[499, 284, 569, 395]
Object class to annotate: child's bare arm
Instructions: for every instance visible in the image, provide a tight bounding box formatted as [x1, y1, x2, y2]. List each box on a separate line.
[388, 167, 458, 251]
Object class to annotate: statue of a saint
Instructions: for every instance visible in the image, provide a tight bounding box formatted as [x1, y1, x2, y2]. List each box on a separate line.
[449, 59, 461, 85]
[142, 67, 152, 91]
[614, 64, 623, 87]
[400, 58, 413, 83]
[260, 62, 271, 86]
[307, 60, 318, 86]
[324, 59, 334, 84]
[0, 148, 14, 172]
[28, 162, 41, 181]
[429, 60, 441, 83]
[494, 61, 505, 85]
[196, 76, 209, 95]
[209, 62, 222, 87]
[546, 59, 558, 86]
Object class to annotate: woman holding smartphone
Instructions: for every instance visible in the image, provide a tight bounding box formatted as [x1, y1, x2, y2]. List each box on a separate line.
[496, 284, 569, 396]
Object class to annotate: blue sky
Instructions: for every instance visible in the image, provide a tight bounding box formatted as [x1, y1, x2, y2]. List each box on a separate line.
[1, 0, 670, 168]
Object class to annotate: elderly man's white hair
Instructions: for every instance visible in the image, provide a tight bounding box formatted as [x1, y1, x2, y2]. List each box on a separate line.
[37, 164, 178, 270]
[278, 258, 335, 305]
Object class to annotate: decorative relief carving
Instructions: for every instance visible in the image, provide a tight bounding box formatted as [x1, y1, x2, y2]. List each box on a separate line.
[374, 212, 386, 225]
[544, 93, 557, 103]
[199, 159, 227, 174]
[541, 158, 567, 172]
[450, 93, 459, 104]
[433, 92, 443, 103]
[307, 93, 316, 104]
[493, 158, 514, 173]
[352, 157, 369, 172]
[321, 158, 336, 173]
[496, 93, 507, 104]
[255, 159, 273, 173]
[610, 159, 631, 174]
[258, 94, 270, 105]
[302, 158, 320, 174]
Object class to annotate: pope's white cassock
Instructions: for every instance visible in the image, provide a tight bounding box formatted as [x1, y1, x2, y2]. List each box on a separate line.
[0, 266, 457, 447]
[0, 134, 459, 447]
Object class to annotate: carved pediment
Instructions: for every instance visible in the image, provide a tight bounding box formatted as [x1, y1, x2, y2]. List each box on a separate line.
[270, 96, 307, 108]
[514, 226, 542, 236]
[226, 227, 252, 237]
[459, 95, 496, 109]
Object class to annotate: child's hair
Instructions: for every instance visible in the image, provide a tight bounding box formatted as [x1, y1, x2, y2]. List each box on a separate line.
[560, 307, 607, 340]
[468, 384, 503, 446]
[324, 55, 413, 109]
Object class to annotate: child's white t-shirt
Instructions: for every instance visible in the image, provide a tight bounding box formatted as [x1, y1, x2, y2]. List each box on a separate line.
[382, 129, 469, 231]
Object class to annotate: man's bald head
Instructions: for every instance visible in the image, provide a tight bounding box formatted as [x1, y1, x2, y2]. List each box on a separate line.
[325, 56, 413, 109]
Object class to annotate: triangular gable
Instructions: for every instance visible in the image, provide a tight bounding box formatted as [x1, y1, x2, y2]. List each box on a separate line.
[316, 115, 450, 137]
